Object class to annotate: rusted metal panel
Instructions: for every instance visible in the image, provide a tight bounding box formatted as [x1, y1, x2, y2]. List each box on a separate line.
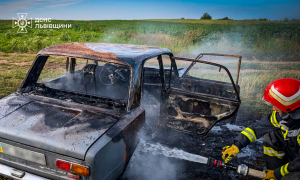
[38, 43, 172, 67]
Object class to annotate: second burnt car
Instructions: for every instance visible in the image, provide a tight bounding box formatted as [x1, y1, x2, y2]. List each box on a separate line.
[0, 43, 242, 180]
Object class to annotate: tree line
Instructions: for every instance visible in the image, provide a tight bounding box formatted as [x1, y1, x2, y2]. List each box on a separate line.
[180, 13, 296, 21]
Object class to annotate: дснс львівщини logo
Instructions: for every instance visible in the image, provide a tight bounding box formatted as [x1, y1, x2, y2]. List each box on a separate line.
[12, 13, 71, 33]
[12, 13, 32, 33]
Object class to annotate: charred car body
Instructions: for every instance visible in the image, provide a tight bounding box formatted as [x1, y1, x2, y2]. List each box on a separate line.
[0, 43, 242, 179]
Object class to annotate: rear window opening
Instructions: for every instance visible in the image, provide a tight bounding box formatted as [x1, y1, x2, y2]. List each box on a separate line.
[37, 56, 131, 100]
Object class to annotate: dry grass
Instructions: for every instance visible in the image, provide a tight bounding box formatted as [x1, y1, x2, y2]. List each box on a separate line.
[0, 53, 36, 98]
[0, 53, 68, 98]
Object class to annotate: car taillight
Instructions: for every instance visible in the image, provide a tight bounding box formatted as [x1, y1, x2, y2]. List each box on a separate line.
[71, 163, 89, 176]
[56, 159, 71, 171]
[56, 159, 89, 176]
[68, 173, 80, 179]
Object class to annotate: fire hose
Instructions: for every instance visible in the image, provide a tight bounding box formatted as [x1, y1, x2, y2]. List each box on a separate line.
[206, 157, 266, 179]
[140, 140, 267, 178]
[193, 153, 266, 179]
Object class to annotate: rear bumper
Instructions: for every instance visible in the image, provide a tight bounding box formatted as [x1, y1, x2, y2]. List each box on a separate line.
[0, 163, 49, 180]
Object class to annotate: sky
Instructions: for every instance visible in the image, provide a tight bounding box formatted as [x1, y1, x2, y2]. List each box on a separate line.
[0, 0, 300, 20]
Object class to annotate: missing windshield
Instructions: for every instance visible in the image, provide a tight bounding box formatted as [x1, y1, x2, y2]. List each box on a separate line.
[36, 56, 131, 100]
[19, 55, 130, 110]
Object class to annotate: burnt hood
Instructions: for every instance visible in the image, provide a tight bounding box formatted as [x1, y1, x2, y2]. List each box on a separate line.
[0, 94, 123, 160]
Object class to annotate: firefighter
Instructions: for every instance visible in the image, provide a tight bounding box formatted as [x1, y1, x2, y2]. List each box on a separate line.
[222, 78, 300, 180]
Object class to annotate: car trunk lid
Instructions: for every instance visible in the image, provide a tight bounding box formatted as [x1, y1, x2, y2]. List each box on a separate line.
[0, 94, 123, 160]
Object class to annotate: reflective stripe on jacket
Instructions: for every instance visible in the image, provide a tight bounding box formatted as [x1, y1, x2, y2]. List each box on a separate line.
[233, 111, 300, 180]
[263, 146, 285, 159]
[234, 111, 278, 149]
[280, 163, 290, 177]
[241, 127, 257, 142]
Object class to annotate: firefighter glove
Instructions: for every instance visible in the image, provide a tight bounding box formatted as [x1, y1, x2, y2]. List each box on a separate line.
[263, 170, 277, 180]
[222, 145, 240, 163]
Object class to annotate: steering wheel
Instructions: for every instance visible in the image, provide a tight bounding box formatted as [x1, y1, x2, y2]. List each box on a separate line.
[99, 64, 128, 85]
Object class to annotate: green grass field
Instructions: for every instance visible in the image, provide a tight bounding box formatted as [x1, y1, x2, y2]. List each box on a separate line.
[1, 19, 300, 61]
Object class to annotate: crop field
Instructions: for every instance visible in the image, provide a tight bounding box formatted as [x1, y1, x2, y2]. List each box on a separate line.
[1, 19, 300, 60]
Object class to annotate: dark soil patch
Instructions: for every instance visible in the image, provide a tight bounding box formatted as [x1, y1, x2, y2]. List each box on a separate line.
[121, 111, 266, 180]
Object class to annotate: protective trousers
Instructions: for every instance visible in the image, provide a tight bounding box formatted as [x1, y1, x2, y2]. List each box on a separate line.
[263, 130, 300, 180]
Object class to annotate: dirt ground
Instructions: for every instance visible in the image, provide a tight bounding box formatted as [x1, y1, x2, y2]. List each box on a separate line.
[121, 110, 265, 180]
[0, 110, 265, 180]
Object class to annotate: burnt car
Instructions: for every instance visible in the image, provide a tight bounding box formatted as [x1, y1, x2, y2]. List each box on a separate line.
[0, 43, 242, 180]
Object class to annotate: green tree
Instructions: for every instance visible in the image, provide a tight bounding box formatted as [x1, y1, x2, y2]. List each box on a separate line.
[200, 12, 212, 20]
[259, 18, 269, 21]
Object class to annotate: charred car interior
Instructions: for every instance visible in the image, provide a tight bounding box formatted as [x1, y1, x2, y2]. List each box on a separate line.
[0, 43, 242, 180]
[21, 56, 131, 111]
[142, 54, 241, 135]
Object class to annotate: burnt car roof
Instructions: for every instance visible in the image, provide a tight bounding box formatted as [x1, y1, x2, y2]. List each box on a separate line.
[38, 43, 172, 67]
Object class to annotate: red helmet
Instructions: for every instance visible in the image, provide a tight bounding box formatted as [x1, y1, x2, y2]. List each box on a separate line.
[262, 78, 300, 112]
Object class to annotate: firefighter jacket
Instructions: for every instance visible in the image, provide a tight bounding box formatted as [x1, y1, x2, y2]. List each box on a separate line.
[234, 111, 300, 179]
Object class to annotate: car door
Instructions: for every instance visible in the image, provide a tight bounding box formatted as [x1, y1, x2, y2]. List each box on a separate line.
[160, 54, 242, 135]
